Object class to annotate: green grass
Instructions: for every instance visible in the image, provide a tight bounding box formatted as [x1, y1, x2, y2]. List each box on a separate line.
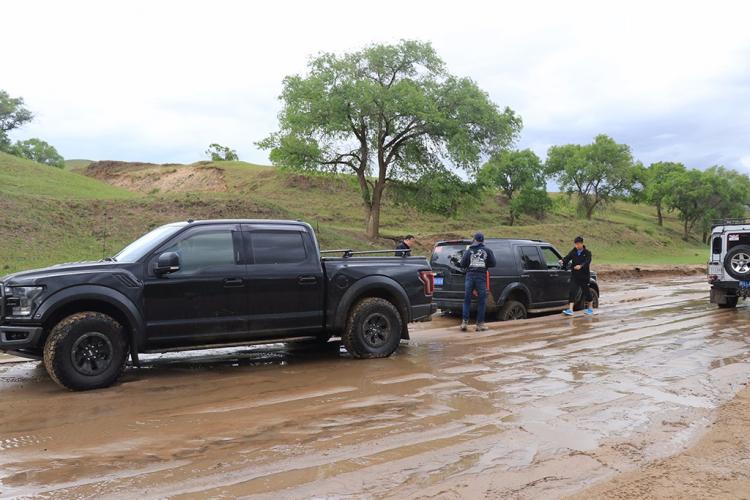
[63, 159, 93, 172]
[0, 152, 135, 200]
[0, 155, 709, 275]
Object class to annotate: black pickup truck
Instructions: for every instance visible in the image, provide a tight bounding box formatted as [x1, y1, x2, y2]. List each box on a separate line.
[0, 220, 436, 390]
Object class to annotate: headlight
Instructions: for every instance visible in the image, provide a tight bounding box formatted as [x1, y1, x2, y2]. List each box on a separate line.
[7, 286, 45, 317]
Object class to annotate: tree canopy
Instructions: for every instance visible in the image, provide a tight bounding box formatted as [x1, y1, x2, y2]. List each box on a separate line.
[205, 143, 239, 161]
[9, 138, 65, 168]
[259, 40, 521, 238]
[0, 90, 34, 150]
[478, 149, 548, 225]
[546, 134, 636, 219]
[642, 161, 686, 225]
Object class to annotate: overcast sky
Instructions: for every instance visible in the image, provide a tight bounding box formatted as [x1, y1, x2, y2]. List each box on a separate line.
[4, 0, 750, 173]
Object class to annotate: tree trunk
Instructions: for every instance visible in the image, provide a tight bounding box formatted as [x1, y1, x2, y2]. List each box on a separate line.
[508, 212, 515, 226]
[656, 202, 663, 226]
[366, 180, 385, 239]
[683, 219, 689, 241]
[586, 204, 595, 220]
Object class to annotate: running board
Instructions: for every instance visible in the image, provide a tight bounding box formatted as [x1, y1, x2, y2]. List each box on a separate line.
[142, 336, 323, 354]
[527, 306, 566, 313]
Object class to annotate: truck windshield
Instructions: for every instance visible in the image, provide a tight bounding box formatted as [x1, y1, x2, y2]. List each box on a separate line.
[113, 223, 186, 262]
[431, 243, 470, 270]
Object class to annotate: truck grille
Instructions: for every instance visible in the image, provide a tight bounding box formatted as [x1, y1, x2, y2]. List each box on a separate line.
[0, 282, 5, 323]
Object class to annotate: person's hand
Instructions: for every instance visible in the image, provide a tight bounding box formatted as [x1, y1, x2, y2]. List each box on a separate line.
[574, 265, 582, 270]
[558, 259, 564, 265]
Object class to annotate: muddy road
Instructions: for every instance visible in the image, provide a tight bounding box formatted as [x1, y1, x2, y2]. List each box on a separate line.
[1, 277, 749, 499]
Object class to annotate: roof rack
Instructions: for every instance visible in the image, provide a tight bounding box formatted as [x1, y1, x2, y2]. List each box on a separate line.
[712, 218, 750, 229]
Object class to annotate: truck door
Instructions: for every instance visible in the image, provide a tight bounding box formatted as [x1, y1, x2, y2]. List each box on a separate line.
[143, 223, 249, 347]
[242, 225, 324, 337]
[539, 245, 570, 306]
[516, 246, 549, 306]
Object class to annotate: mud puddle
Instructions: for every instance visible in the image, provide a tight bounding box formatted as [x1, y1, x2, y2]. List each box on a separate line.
[1, 277, 749, 498]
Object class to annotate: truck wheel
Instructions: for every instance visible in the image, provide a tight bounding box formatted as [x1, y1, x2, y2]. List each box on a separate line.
[719, 296, 739, 309]
[724, 245, 750, 280]
[43, 312, 128, 391]
[498, 300, 527, 321]
[342, 298, 402, 359]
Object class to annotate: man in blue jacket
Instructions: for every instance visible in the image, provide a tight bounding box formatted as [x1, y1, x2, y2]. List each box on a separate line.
[460, 232, 496, 332]
[559, 236, 594, 316]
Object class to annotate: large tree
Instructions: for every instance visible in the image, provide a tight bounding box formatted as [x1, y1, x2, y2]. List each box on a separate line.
[642, 161, 686, 225]
[546, 134, 636, 220]
[478, 149, 547, 225]
[0, 90, 33, 150]
[259, 40, 521, 238]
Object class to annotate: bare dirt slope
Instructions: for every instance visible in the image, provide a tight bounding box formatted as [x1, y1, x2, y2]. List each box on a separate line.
[84, 161, 226, 194]
[0, 278, 748, 498]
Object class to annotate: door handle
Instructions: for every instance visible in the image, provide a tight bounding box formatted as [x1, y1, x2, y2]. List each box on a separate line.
[549, 273, 559, 277]
[520, 274, 530, 278]
[298, 275, 318, 285]
[223, 277, 244, 288]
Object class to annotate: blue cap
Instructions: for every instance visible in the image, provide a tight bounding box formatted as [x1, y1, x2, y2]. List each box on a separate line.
[474, 232, 485, 242]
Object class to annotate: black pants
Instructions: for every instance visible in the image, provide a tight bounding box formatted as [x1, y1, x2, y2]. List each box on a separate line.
[568, 280, 592, 304]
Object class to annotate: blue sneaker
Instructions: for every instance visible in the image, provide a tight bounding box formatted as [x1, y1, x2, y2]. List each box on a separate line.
[562, 309, 574, 316]
[584, 308, 594, 315]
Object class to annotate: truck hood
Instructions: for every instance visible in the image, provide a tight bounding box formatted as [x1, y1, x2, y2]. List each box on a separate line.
[1, 261, 126, 286]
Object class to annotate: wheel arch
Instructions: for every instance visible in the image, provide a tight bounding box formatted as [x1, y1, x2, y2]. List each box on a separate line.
[333, 276, 411, 340]
[36, 286, 144, 364]
[497, 283, 531, 308]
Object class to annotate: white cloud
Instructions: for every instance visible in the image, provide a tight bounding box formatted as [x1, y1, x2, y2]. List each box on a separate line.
[3, 0, 750, 172]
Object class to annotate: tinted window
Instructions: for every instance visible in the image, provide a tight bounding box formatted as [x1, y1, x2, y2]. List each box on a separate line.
[431, 243, 469, 270]
[250, 231, 307, 264]
[712, 236, 722, 255]
[163, 230, 236, 274]
[520, 246, 544, 270]
[541, 247, 563, 269]
[485, 242, 515, 273]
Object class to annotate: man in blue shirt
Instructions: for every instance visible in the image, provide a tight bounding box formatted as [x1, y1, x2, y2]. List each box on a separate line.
[460, 232, 496, 332]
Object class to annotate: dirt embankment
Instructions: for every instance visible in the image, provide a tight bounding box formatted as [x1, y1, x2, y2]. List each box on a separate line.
[85, 161, 226, 194]
[594, 264, 705, 281]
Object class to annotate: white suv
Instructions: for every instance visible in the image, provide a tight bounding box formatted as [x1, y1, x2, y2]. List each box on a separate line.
[708, 219, 750, 308]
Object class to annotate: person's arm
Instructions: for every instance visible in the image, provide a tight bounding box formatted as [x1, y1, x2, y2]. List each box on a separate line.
[581, 249, 592, 269]
[460, 248, 471, 269]
[560, 249, 573, 267]
[486, 248, 497, 268]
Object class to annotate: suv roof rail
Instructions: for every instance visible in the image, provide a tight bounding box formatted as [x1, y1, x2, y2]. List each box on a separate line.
[712, 218, 750, 228]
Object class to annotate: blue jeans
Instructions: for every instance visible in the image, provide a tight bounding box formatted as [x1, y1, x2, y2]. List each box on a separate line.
[463, 272, 487, 323]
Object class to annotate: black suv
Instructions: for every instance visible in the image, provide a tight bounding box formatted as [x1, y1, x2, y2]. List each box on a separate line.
[0, 219, 436, 391]
[431, 238, 599, 320]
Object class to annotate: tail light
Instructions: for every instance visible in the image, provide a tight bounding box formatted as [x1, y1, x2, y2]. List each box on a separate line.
[419, 271, 435, 296]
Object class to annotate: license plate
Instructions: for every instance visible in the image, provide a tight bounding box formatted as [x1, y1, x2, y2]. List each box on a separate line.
[434, 276, 444, 287]
[708, 264, 722, 275]
[741, 280, 750, 289]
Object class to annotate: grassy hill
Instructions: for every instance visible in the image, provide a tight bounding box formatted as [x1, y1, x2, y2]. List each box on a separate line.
[0, 152, 708, 275]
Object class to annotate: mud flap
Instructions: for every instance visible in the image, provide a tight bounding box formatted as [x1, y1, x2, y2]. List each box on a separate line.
[710, 287, 731, 305]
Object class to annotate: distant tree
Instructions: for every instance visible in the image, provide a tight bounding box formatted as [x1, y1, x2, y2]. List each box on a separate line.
[205, 143, 239, 161]
[392, 168, 481, 217]
[546, 134, 637, 220]
[0, 90, 34, 151]
[258, 40, 521, 239]
[664, 167, 750, 241]
[478, 149, 547, 225]
[510, 185, 553, 222]
[10, 138, 65, 168]
[642, 161, 686, 225]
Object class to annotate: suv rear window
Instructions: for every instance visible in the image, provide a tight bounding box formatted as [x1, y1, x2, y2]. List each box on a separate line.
[712, 236, 722, 255]
[519, 246, 544, 270]
[431, 242, 469, 269]
[248, 231, 308, 264]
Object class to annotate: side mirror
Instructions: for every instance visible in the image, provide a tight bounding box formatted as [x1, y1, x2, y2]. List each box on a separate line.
[154, 252, 180, 275]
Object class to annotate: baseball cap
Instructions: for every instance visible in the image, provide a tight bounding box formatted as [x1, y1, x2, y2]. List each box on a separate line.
[474, 232, 485, 242]
[574, 236, 584, 243]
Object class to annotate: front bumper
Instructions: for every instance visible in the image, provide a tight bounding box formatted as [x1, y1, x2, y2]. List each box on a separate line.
[0, 325, 44, 350]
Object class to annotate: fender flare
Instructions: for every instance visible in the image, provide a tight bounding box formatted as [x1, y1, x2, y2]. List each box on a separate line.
[35, 285, 145, 361]
[497, 282, 532, 306]
[333, 275, 411, 338]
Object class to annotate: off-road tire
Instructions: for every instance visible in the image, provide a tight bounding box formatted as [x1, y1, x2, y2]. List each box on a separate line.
[724, 245, 750, 280]
[574, 288, 600, 311]
[342, 298, 402, 359]
[498, 300, 527, 321]
[719, 296, 739, 309]
[43, 312, 128, 391]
